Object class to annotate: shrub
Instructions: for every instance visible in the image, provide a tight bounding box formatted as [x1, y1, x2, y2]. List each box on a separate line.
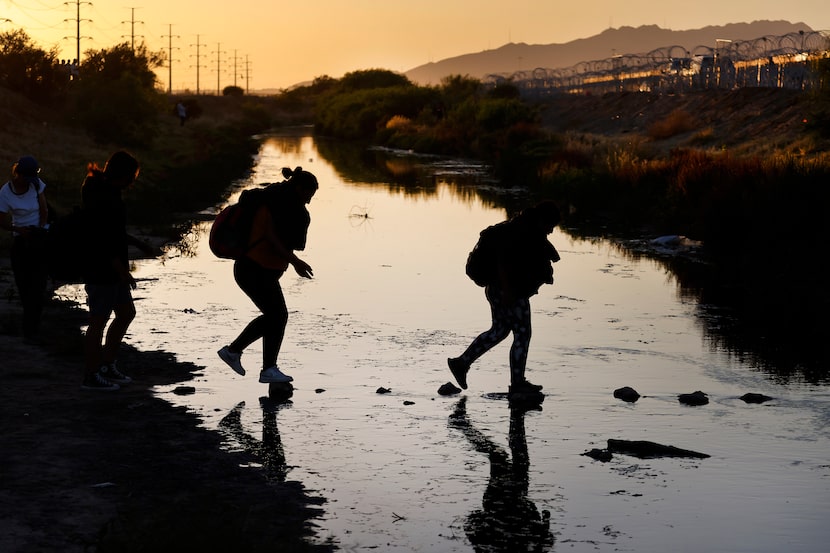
[223, 85, 244, 97]
[68, 43, 165, 146]
[647, 109, 696, 140]
[0, 29, 67, 104]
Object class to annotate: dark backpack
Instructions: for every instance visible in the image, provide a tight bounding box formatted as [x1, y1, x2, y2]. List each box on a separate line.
[45, 206, 90, 283]
[209, 187, 269, 260]
[465, 223, 507, 286]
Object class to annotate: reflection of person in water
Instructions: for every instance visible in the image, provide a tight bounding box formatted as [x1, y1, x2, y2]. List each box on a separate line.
[218, 394, 292, 483]
[449, 397, 554, 552]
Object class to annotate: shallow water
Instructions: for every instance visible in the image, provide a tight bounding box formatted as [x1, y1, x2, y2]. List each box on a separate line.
[72, 133, 830, 551]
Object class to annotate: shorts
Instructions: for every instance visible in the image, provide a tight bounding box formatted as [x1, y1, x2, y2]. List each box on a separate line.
[85, 282, 133, 317]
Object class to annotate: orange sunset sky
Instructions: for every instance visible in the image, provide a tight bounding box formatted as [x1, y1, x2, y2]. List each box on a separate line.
[3, 0, 828, 91]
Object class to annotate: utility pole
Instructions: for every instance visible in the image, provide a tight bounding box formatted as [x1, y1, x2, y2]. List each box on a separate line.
[64, 0, 91, 66]
[212, 43, 226, 95]
[122, 8, 144, 52]
[232, 49, 239, 87]
[244, 55, 252, 94]
[190, 34, 206, 95]
[162, 24, 180, 95]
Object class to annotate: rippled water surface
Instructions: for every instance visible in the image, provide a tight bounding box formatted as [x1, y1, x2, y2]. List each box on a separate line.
[89, 133, 830, 551]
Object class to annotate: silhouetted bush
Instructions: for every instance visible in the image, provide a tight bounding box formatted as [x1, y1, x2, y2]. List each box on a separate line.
[223, 85, 244, 96]
[68, 43, 165, 146]
[315, 84, 437, 140]
[336, 69, 412, 92]
[0, 29, 68, 104]
[647, 109, 697, 140]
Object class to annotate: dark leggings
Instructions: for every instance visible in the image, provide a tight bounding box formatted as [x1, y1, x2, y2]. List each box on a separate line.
[459, 286, 532, 384]
[229, 258, 288, 370]
[11, 234, 49, 339]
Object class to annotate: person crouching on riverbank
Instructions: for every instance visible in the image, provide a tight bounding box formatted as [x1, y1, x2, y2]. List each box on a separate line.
[81, 151, 160, 391]
[218, 167, 318, 384]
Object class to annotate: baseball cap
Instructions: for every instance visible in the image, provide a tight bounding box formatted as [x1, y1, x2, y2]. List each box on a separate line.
[15, 156, 40, 184]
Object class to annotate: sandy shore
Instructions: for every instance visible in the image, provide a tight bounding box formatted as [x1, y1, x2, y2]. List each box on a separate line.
[0, 261, 333, 553]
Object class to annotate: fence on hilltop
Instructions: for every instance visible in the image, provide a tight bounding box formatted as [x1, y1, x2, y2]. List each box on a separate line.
[485, 30, 830, 97]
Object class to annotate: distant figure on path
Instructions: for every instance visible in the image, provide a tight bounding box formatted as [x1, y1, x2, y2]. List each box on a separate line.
[176, 101, 187, 126]
[0, 156, 50, 341]
[218, 167, 318, 384]
[81, 151, 161, 391]
[448, 201, 561, 397]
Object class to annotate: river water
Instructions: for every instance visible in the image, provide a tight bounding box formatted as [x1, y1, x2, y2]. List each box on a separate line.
[90, 132, 830, 551]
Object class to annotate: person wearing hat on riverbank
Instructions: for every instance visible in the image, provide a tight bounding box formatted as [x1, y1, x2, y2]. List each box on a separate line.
[81, 150, 160, 391]
[448, 200, 562, 398]
[217, 167, 318, 385]
[0, 156, 50, 341]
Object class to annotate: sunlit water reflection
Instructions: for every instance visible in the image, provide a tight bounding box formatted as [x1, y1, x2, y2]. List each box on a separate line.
[78, 133, 830, 551]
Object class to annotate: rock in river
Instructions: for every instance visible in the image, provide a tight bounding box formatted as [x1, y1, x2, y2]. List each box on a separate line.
[613, 386, 641, 403]
[678, 390, 709, 406]
[607, 439, 710, 459]
[740, 393, 774, 404]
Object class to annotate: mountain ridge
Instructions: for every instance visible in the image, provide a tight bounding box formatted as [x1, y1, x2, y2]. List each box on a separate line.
[404, 20, 814, 85]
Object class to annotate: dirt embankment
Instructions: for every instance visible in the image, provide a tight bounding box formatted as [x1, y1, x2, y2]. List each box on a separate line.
[539, 88, 826, 157]
[0, 283, 334, 553]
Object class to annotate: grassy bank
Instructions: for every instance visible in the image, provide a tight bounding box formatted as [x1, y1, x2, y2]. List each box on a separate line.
[1, 88, 311, 251]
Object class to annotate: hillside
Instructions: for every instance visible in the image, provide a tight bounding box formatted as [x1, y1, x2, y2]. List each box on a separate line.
[405, 20, 813, 85]
[537, 87, 827, 158]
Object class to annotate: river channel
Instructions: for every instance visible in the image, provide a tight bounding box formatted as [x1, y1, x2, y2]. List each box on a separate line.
[81, 131, 830, 551]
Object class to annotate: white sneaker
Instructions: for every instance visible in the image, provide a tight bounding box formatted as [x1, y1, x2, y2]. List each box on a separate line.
[218, 346, 245, 376]
[259, 366, 293, 383]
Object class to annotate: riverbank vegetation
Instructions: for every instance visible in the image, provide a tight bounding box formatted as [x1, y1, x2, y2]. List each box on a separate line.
[1, 31, 307, 249]
[308, 67, 830, 244]
[5, 28, 829, 250]
[300, 67, 830, 374]
[4, 32, 829, 270]
[3, 31, 828, 374]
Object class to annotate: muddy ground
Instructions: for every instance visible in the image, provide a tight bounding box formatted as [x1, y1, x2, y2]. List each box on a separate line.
[0, 264, 334, 553]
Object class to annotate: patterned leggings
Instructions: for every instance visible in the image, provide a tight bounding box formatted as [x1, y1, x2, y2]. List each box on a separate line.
[459, 286, 532, 384]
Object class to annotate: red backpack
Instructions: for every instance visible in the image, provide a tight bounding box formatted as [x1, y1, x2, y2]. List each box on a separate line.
[208, 187, 268, 259]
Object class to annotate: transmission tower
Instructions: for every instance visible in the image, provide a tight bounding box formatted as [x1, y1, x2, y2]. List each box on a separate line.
[64, 0, 91, 65]
[190, 35, 207, 95]
[212, 43, 226, 95]
[162, 24, 181, 94]
[122, 7, 144, 51]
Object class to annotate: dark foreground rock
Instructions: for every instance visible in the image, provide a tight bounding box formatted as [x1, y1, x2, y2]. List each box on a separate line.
[613, 386, 641, 403]
[607, 439, 710, 459]
[583, 439, 710, 461]
[678, 390, 709, 406]
[438, 382, 462, 395]
[740, 393, 774, 404]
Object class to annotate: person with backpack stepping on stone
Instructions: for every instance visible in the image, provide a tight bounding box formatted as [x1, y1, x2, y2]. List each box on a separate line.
[449, 201, 562, 400]
[217, 167, 318, 385]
